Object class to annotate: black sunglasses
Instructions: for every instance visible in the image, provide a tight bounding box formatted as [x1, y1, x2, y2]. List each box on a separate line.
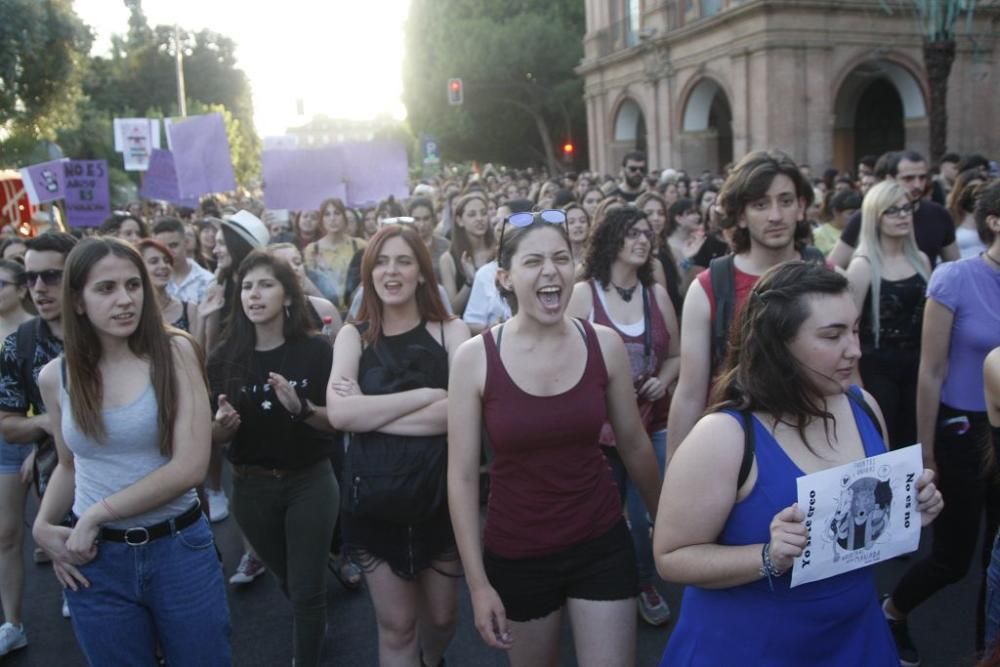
[498, 209, 567, 264]
[23, 269, 64, 287]
[626, 165, 648, 174]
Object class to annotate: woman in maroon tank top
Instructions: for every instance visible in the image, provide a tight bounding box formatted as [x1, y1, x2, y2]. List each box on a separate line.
[448, 214, 663, 667]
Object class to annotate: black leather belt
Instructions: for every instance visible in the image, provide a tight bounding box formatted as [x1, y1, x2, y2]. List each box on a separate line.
[99, 502, 202, 546]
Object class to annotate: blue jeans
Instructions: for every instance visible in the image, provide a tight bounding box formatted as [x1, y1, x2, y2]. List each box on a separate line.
[65, 515, 231, 666]
[987, 529, 1000, 649]
[603, 429, 667, 584]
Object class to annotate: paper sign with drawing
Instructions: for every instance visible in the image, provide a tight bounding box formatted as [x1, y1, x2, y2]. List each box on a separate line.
[791, 444, 923, 588]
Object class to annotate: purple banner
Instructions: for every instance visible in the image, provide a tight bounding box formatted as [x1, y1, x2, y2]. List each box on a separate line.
[340, 141, 410, 208]
[18, 159, 67, 205]
[63, 160, 110, 227]
[139, 150, 198, 207]
[262, 141, 409, 210]
[167, 113, 236, 199]
[262, 146, 347, 210]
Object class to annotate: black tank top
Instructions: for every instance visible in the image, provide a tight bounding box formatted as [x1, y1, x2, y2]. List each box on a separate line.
[860, 273, 926, 351]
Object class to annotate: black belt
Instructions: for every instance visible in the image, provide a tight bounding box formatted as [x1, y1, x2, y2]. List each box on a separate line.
[99, 502, 202, 546]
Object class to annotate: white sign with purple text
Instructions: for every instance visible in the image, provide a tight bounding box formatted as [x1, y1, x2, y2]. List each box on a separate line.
[791, 444, 923, 588]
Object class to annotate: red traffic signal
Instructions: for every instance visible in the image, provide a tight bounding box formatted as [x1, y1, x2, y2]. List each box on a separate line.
[562, 142, 574, 155]
[447, 78, 464, 105]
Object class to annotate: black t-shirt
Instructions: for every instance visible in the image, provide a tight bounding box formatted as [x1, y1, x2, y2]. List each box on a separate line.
[611, 186, 642, 203]
[840, 201, 956, 265]
[209, 335, 334, 470]
[689, 233, 730, 269]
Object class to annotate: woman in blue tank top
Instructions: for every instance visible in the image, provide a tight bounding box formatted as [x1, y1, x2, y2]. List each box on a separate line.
[653, 261, 943, 667]
[31, 238, 230, 666]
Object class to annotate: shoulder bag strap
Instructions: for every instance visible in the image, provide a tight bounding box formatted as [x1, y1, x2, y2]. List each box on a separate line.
[737, 409, 755, 489]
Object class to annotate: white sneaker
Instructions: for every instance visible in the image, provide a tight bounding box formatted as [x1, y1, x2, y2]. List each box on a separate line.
[0, 622, 27, 656]
[229, 553, 266, 585]
[206, 488, 229, 523]
[62, 593, 70, 619]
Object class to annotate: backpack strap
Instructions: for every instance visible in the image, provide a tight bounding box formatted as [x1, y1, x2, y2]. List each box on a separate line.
[15, 319, 40, 408]
[708, 255, 736, 372]
[737, 409, 755, 489]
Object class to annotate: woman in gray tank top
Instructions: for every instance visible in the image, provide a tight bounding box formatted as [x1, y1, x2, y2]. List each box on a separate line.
[31, 238, 231, 666]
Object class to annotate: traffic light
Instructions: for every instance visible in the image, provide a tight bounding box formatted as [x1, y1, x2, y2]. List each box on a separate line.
[447, 78, 463, 105]
[562, 142, 574, 157]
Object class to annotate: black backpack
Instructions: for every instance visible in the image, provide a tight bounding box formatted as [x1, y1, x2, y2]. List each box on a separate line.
[708, 247, 826, 373]
[14, 319, 58, 494]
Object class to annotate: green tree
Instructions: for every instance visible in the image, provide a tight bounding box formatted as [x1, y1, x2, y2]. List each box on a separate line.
[0, 0, 92, 139]
[879, 0, 984, 162]
[403, 0, 586, 172]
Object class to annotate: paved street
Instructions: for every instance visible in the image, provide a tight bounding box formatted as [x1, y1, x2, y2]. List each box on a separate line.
[6, 489, 983, 666]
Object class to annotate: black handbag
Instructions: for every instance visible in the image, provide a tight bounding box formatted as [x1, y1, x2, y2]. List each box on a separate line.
[345, 329, 448, 524]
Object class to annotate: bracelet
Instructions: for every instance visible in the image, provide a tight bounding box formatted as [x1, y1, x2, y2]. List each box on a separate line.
[101, 497, 123, 523]
[759, 542, 786, 591]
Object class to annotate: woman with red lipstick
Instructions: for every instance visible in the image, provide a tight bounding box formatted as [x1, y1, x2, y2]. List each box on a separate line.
[327, 224, 469, 667]
[448, 212, 661, 666]
[846, 181, 930, 451]
[31, 238, 230, 665]
[208, 251, 338, 667]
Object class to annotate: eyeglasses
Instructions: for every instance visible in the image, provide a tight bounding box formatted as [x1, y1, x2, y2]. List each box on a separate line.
[498, 209, 567, 264]
[626, 165, 648, 174]
[883, 202, 919, 218]
[379, 216, 416, 228]
[23, 269, 63, 287]
[625, 227, 654, 241]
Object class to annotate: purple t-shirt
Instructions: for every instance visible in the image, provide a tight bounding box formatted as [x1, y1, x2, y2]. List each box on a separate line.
[927, 257, 1000, 410]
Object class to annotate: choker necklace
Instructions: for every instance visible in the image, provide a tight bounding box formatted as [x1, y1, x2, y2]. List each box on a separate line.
[609, 280, 639, 302]
[985, 251, 1000, 269]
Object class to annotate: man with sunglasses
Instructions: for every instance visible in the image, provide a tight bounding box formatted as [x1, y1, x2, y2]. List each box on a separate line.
[0, 232, 78, 630]
[612, 151, 649, 203]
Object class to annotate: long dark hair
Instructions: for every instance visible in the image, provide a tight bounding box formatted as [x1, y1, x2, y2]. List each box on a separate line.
[448, 192, 494, 270]
[63, 238, 198, 456]
[496, 219, 571, 315]
[709, 261, 850, 452]
[355, 226, 451, 345]
[582, 207, 656, 289]
[210, 251, 316, 401]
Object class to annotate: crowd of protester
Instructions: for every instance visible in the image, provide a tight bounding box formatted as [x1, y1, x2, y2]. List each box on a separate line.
[0, 145, 997, 666]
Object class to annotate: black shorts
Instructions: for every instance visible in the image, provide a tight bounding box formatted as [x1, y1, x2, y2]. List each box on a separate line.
[483, 520, 638, 622]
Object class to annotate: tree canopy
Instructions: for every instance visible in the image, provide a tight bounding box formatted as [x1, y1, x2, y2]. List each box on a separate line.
[402, 0, 586, 171]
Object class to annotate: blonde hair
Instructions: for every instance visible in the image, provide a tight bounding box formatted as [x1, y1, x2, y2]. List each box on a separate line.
[855, 180, 929, 348]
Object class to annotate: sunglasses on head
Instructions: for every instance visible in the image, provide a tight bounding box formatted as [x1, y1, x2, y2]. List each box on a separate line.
[23, 269, 63, 287]
[379, 216, 416, 228]
[498, 209, 567, 264]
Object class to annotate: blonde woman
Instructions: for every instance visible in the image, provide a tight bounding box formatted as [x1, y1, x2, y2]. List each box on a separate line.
[846, 181, 930, 451]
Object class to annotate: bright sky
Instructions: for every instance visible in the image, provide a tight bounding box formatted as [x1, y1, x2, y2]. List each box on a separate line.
[73, 0, 412, 137]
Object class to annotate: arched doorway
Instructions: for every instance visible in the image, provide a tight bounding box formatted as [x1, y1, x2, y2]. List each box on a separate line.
[614, 98, 647, 154]
[833, 59, 926, 172]
[680, 78, 733, 174]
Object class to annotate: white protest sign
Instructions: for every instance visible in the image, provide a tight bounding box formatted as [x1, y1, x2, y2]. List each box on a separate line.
[791, 444, 923, 588]
[113, 118, 162, 171]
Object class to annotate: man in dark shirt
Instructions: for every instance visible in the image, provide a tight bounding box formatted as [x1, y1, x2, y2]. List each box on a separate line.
[829, 150, 960, 268]
[611, 151, 648, 203]
[0, 232, 77, 636]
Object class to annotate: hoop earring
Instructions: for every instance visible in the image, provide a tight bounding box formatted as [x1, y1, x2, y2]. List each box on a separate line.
[284, 305, 290, 319]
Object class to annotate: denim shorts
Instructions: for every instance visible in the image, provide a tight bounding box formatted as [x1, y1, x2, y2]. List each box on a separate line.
[0, 438, 31, 475]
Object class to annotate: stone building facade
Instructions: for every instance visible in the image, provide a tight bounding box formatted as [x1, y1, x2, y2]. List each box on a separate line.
[577, 0, 1000, 175]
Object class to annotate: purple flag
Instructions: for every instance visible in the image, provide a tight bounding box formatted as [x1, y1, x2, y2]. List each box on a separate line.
[262, 147, 347, 210]
[166, 113, 236, 198]
[63, 160, 110, 227]
[340, 141, 409, 207]
[18, 159, 68, 205]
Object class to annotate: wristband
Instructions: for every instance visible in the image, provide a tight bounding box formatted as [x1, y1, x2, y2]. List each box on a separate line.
[102, 498, 123, 523]
[292, 400, 315, 423]
[759, 542, 786, 591]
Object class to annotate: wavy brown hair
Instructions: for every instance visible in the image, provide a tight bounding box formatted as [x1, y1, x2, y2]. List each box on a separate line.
[447, 192, 495, 271]
[582, 207, 656, 289]
[709, 261, 850, 453]
[355, 225, 451, 345]
[63, 238, 201, 456]
[717, 150, 812, 254]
